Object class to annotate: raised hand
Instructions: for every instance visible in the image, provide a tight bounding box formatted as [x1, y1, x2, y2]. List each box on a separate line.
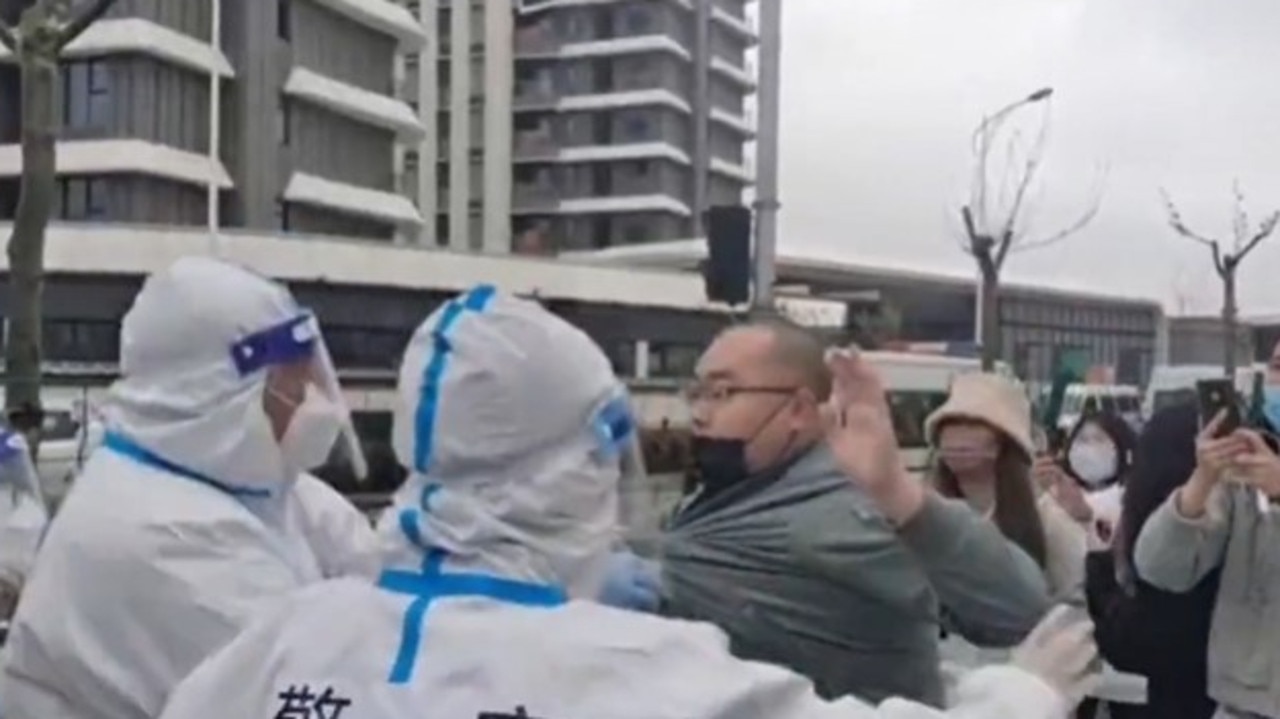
[1179, 410, 1249, 518]
[1035, 456, 1093, 524]
[822, 348, 923, 524]
[1226, 429, 1280, 500]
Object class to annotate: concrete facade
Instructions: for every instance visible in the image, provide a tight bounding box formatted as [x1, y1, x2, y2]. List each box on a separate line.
[1166, 315, 1255, 367]
[397, 0, 758, 252]
[0, 0, 425, 240]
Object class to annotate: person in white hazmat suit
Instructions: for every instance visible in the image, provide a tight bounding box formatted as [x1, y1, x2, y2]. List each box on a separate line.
[158, 284, 1098, 719]
[0, 257, 377, 719]
[0, 430, 50, 621]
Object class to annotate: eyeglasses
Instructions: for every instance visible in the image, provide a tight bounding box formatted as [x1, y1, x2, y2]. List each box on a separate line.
[682, 382, 797, 406]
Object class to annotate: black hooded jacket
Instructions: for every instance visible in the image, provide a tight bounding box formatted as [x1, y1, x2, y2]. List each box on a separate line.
[1083, 402, 1218, 719]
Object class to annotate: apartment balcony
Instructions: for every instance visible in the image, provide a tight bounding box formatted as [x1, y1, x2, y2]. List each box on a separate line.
[513, 131, 560, 160]
[512, 184, 561, 212]
[513, 83, 561, 111]
[710, 56, 757, 91]
[710, 4, 757, 45]
[514, 25, 563, 57]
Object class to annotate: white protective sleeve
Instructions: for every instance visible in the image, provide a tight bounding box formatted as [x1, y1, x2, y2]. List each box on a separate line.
[639, 615, 1069, 719]
[291, 474, 380, 580]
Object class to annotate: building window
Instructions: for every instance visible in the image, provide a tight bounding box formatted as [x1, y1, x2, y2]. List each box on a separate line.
[277, 97, 291, 145]
[63, 60, 111, 130]
[59, 177, 108, 221]
[277, 0, 291, 40]
[629, 160, 650, 176]
[621, 222, 648, 245]
[591, 217, 610, 249]
[621, 113, 650, 140]
[435, 213, 449, 246]
[404, 150, 419, 173]
[275, 200, 290, 231]
[622, 7, 652, 34]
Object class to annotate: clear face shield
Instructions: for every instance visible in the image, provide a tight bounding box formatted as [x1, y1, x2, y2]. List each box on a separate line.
[589, 390, 658, 554]
[230, 312, 369, 482]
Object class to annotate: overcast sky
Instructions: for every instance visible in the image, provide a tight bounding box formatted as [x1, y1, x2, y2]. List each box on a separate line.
[776, 0, 1280, 314]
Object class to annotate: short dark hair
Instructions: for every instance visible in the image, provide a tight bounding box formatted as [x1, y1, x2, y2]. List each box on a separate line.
[735, 319, 832, 401]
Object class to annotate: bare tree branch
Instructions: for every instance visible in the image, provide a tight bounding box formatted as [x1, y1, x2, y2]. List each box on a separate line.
[1237, 210, 1280, 262]
[1000, 112, 1050, 244]
[1161, 188, 1217, 246]
[1161, 188, 1227, 274]
[58, 0, 118, 49]
[0, 20, 14, 52]
[970, 118, 994, 232]
[1007, 164, 1107, 258]
[1232, 179, 1249, 251]
[961, 205, 978, 243]
[1010, 202, 1101, 255]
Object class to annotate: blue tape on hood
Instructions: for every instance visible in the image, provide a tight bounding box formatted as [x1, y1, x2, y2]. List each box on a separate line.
[411, 284, 496, 475]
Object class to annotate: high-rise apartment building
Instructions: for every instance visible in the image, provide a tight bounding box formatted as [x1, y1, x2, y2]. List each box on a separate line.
[0, 0, 426, 241]
[397, 0, 758, 253]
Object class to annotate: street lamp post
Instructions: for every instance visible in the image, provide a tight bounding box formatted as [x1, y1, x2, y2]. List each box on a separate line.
[971, 87, 1053, 149]
[751, 0, 782, 316]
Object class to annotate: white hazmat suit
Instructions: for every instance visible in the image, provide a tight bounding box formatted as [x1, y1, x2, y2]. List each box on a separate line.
[159, 285, 1090, 719]
[0, 257, 373, 719]
[0, 431, 49, 596]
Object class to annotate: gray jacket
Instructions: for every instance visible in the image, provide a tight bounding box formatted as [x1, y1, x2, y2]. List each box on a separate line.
[1135, 485, 1280, 719]
[659, 444, 1051, 707]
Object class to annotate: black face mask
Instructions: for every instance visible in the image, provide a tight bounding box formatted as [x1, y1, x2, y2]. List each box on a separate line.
[686, 393, 800, 497]
[689, 436, 750, 493]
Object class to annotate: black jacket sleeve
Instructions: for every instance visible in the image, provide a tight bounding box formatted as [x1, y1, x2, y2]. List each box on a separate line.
[1084, 551, 1156, 674]
[1085, 550, 1218, 679]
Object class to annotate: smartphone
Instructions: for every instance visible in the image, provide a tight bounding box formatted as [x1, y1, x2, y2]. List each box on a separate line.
[1196, 378, 1241, 438]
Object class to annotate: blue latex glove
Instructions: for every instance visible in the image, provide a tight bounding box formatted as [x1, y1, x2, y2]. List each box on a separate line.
[597, 551, 663, 612]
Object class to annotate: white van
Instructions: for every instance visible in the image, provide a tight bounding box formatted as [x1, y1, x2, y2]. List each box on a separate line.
[1143, 364, 1265, 421]
[1057, 384, 1144, 435]
[863, 352, 1018, 475]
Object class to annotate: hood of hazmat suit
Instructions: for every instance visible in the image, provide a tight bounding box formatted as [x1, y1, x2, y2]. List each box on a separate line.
[379, 283, 644, 597]
[155, 285, 1077, 719]
[0, 431, 49, 591]
[0, 257, 366, 719]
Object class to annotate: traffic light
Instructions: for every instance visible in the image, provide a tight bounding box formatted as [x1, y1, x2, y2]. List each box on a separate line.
[702, 205, 752, 306]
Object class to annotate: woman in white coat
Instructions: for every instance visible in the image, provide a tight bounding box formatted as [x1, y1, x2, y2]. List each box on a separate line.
[159, 286, 1096, 719]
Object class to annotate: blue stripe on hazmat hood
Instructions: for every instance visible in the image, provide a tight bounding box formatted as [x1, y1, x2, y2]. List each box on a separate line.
[411, 284, 496, 473]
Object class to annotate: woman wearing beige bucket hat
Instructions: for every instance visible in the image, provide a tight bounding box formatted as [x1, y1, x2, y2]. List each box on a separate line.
[924, 372, 1087, 603]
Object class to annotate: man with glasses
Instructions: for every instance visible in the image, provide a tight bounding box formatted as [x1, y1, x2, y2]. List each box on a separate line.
[608, 320, 1051, 707]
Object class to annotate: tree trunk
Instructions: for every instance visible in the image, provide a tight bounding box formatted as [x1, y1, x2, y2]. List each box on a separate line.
[5, 45, 57, 443]
[1222, 267, 1238, 377]
[979, 263, 1001, 372]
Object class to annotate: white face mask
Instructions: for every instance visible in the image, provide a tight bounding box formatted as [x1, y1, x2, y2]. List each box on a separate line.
[1067, 442, 1118, 486]
[279, 385, 344, 473]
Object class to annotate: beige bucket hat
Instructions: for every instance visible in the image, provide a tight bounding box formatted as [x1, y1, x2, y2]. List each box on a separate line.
[924, 372, 1035, 459]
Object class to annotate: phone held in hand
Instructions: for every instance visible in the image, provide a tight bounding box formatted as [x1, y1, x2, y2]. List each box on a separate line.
[1196, 378, 1242, 438]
